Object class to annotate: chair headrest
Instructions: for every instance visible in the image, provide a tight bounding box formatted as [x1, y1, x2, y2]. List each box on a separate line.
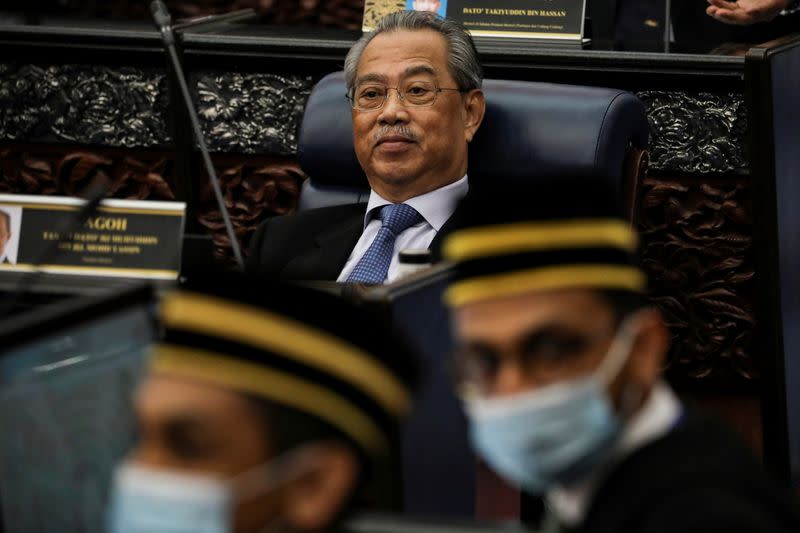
[298, 72, 649, 189]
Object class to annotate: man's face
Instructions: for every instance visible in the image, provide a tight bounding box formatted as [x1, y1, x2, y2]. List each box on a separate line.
[130, 374, 360, 533]
[351, 29, 484, 202]
[131, 375, 280, 532]
[452, 290, 665, 401]
[0, 215, 10, 257]
[413, 0, 441, 12]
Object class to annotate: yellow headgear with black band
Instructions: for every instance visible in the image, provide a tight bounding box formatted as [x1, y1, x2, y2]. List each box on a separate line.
[443, 179, 646, 307]
[151, 274, 418, 459]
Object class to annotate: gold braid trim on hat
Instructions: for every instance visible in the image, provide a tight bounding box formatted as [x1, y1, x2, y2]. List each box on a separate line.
[444, 219, 638, 261]
[152, 345, 389, 455]
[445, 265, 646, 307]
[160, 292, 411, 417]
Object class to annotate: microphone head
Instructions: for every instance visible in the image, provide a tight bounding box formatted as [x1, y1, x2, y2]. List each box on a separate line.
[150, 0, 172, 28]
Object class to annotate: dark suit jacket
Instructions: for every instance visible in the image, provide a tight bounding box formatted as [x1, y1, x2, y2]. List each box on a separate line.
[569, 410, 800, 533]
[246, 202, 463, 281]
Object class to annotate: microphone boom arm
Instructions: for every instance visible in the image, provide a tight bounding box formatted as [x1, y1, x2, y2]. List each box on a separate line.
[151, 0, 245, 270]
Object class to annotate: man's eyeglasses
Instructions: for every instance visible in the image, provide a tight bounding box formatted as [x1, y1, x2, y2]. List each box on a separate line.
[347, 80, 464, 111]
[452, 326, 617, 396]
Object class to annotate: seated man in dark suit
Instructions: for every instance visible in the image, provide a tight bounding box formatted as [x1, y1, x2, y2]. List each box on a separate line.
[442, 179, 800, 532]
[247, 10, 485, 283]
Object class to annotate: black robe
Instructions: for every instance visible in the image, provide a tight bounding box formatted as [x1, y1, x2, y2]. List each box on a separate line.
[568, 411, 800, 532]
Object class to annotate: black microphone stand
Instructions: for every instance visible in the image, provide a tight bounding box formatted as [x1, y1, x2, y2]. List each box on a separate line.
[664, 0, 672, 53]
[150, 0, 245, 270]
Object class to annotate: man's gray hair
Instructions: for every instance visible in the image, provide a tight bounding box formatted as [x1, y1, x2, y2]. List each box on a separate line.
[344, 11, 483, 92]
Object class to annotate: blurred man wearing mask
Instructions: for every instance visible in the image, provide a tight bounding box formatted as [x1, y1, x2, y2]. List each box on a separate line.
[109, 275, 418, 533]
[442, 179, 800, 532]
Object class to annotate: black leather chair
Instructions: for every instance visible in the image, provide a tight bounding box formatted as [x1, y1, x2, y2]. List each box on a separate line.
[297, 71, 649, 216]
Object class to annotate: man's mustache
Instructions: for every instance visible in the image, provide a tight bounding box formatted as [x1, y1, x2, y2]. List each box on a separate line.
[374, 125, 419, 144]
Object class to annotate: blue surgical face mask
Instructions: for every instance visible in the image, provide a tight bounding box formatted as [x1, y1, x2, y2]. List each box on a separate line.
[108, 448, 311, 533]
[463, 317, 639, 494]
[108, 464, 231, 533]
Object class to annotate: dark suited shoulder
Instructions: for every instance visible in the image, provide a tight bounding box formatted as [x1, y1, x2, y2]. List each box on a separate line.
[580, 410, 800, 533]
[429, 196, 467, 262]
[636, 485, 796, 533]
[246, 203, 367, 280]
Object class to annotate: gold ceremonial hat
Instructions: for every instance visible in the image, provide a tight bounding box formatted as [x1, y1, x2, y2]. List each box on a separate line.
[152, 274, 418, 458]
[443, 177, 646, 307]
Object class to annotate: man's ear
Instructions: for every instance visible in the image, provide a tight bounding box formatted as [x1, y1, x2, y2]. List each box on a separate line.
[627, 308, 669, 391]
[463, 89, 485, 144]
[283, 441, 360, 532]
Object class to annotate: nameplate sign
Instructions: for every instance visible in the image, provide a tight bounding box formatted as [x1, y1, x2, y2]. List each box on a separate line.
[0, 195, 186, 279]
[363, 1, 586, 41]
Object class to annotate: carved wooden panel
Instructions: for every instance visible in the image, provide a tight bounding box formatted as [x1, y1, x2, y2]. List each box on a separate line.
[0, 64, 169, 148]
[0, 144, 306, 263]
[60, 0, 367, 29]
[637, 174, 755, 383]
[195, 155, 305, 262]
[0, 144, 175, 199]
[637, 91, 747, 174]
[194, 72, 313, 155]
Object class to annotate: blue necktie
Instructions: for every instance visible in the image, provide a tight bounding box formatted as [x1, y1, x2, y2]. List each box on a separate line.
[346, 203, 423, 284]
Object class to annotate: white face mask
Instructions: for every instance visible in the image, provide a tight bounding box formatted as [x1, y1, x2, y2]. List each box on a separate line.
[463, 316, 640, 494]
[108, 448, 311, 533]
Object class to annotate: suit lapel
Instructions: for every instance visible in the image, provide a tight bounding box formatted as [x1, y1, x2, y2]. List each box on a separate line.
[313, 213, 364, 278]
[279, 195, 463, 280]
[283, 205, 365, 281]
[429, 200, 465, 262]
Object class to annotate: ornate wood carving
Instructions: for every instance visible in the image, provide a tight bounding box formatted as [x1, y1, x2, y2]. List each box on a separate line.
[194, 72, 313, 155]
[61, 0, 367, 29]
[637, 174, 755, 383]
[0, 144, 175, 200]
[195, 155, 305, 262]
[637, 91, 747, 174]
[0, 64, 169, 148]
[623, 146, 649, 221]
[0, 145, 306, 263]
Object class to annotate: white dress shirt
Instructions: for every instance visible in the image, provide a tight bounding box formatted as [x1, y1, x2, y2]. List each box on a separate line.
[337, 175, 468, 283]
[546, 382, 683, 527]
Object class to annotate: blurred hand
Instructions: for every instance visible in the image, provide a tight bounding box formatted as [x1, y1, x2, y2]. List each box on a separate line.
[706, 0, 790, 25]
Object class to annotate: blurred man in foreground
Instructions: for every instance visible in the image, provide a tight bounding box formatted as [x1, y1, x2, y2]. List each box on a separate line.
[443, 179, 800, 532]
[109, 275, 417, 532]
[247, 11, 485, 284]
